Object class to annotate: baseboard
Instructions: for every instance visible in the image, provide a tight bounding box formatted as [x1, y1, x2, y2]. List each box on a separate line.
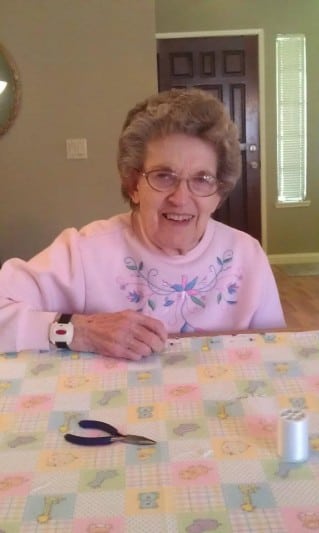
[268, 253, 319, 265]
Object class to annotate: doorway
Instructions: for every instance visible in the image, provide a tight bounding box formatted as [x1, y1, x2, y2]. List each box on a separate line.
[157, 34, 261, 242]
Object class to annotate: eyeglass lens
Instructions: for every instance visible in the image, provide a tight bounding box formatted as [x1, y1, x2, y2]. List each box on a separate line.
[144, 170, 218, 197]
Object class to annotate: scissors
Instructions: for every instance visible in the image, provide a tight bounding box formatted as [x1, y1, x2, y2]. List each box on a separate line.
[64, 419, 156, 446]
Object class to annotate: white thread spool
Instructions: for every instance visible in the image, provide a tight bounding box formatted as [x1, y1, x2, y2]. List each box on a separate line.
[277, 408, 309, 463]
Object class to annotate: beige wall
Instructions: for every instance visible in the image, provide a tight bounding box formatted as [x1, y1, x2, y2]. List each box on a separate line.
[0, 0, 157, 260]
[156, 0, 319, 256]
[1, 0, 318, 260]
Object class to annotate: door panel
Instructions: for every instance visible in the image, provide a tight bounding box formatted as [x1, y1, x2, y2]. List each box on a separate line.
[157, 36, 261, 242]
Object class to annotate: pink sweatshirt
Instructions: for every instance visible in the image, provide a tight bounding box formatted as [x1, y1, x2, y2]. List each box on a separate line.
[0, 213, 285, 351]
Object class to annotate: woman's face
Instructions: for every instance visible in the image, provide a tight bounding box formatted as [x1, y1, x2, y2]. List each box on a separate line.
[130, 133, 221, 255]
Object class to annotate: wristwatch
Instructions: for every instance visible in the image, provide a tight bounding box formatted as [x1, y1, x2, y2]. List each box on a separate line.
[49, 314, 74, 349]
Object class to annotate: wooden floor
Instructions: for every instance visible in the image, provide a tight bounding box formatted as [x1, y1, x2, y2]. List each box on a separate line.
[272, 265, 319, 330]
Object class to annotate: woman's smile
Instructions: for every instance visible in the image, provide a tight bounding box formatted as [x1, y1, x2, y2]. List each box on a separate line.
[162, 212, 194, 223]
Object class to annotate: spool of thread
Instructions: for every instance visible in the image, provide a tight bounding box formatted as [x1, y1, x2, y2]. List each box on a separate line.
[277, 408, 309, 463]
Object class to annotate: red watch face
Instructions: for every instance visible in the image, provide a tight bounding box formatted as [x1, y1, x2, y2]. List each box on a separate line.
[56, 328, 68, 335]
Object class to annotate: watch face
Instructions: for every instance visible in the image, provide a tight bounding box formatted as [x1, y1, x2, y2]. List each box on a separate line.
[49, 321, 74, 346]
[56, 326, 69, 335]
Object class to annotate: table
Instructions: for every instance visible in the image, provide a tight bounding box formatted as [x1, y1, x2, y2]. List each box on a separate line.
[1, 330, 319, 532]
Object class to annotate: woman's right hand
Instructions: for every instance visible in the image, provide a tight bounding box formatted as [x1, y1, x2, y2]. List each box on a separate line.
[69, 310, 167, 360]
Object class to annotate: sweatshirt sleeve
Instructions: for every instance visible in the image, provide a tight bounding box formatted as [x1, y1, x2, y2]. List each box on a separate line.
[0, 228, 86, 352]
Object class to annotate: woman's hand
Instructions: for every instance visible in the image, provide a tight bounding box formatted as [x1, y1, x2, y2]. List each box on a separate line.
[69, 310, 167, 360]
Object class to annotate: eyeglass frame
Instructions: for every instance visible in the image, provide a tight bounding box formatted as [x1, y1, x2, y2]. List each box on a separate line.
[141, 168, 221, 197]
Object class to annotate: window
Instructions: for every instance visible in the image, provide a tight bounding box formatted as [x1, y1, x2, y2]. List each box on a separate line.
[276, 34, 307, 204]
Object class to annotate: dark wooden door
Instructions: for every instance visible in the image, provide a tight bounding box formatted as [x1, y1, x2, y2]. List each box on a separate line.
[157, 36, 261, 242]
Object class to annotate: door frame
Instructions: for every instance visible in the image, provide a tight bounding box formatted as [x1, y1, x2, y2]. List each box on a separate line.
[156, 29, 267, 251]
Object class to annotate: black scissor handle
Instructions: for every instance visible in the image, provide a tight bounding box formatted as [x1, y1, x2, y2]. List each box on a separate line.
[79, 419, 122, 436]
[64, 433, 120, 446]
[64, 419, 124, 446]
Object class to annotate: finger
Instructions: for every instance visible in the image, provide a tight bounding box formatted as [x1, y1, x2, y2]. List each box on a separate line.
[132, 325, 165, 354]
[106, 330, 148, 360]
[127, 337, 153, 358]
[100, 341, 145, 361]
[137, 314, 168, 343]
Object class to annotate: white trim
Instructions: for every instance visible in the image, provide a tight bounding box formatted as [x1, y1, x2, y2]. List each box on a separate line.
[258, 31, 267, 251]
[268, 253, 319, 265]
[275, 200, 311, 208]
[156, 29, 267, 251]
[156, 30, 263, 39]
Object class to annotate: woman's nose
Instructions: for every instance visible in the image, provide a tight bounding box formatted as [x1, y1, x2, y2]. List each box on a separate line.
[167, 179, 190, 204]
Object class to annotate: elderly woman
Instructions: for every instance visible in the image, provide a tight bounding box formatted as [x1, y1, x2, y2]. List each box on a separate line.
[0, 88, 285, 358]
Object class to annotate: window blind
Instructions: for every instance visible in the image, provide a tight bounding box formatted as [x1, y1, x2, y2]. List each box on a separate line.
[276, 34, 307, 203]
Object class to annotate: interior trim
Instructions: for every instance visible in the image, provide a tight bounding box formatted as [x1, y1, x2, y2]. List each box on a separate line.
[268, 253, 319, 265]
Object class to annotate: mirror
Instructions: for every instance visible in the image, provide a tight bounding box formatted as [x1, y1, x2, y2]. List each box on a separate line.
[0, 43, 21, 137]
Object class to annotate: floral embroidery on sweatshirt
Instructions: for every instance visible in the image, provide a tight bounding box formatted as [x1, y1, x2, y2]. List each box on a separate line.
[117, 249, 241, 333]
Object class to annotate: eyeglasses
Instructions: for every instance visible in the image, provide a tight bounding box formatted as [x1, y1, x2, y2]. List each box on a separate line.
[142, 169, 219, 197]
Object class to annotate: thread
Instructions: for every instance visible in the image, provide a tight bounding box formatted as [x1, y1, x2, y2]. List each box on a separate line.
[277, 408, 309, 463]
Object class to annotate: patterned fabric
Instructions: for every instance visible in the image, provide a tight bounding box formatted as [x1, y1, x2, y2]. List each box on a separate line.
[1, 331, 319, 532]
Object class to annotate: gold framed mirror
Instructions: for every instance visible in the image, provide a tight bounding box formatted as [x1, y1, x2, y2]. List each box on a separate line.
[0, 43, 21, 137]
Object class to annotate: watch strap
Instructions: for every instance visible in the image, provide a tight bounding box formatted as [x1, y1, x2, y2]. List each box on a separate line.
[58, 314, 73, 324]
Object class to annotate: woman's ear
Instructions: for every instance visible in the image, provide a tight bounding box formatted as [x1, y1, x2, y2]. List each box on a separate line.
[128, 170, 140, 206]
[130, 188, 140, 206]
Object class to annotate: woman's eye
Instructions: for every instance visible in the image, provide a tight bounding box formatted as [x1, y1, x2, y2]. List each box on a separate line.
[155, 171, 174, 180]
[195, 175, 214, 184]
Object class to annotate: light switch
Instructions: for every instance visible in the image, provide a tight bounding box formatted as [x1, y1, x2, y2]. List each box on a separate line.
[66, 138, 88, 159]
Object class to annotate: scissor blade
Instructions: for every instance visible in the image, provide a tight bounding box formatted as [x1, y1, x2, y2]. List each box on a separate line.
[124, 434, 156, 445]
